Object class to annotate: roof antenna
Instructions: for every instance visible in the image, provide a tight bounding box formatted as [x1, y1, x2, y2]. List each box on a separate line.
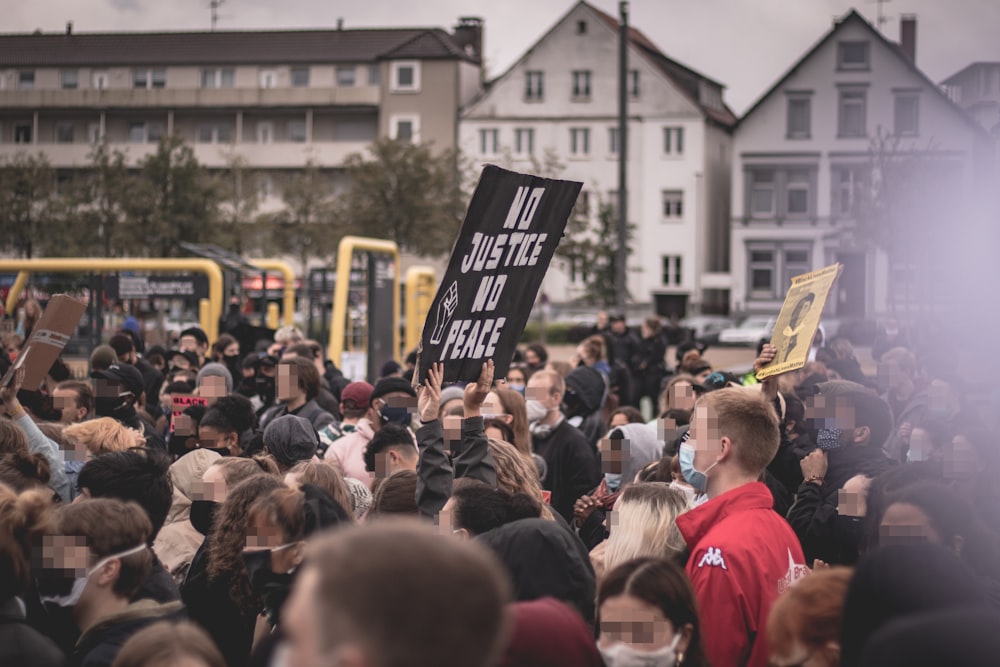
[210, 0, 225, 31]
[869, 0, 892, 31]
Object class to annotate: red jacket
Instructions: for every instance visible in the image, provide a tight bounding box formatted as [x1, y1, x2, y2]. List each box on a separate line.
[676, 482, 807, 667]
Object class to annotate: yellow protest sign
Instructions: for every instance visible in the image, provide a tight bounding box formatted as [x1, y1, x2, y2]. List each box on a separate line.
[757, 263, 842, 380]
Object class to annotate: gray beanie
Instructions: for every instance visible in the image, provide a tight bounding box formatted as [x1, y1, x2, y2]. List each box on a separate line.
[264, 414, 319, 467]
[196, 362, 234, 393]
[440, 385, 465, 407]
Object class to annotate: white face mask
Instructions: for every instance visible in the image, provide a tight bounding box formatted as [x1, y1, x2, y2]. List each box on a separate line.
[525, 398, 549, 423]
[599, 633, 682, 667]
[38, 543, 147, 608]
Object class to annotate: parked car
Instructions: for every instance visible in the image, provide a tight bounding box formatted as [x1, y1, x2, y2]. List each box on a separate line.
[718, 317, 776, 347]
[680, 316, 736, 345]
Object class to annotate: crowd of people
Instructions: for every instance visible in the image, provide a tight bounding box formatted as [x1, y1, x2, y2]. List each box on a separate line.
[1, 309, 998, 667]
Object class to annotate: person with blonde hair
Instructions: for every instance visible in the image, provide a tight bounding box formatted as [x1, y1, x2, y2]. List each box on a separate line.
[64, 416, 145, 458]
[488, 437, 554, 521]
[596, 482, 688, 580]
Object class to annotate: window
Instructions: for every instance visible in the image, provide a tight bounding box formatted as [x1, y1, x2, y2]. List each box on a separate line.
[55, 123, 75, 143]
[525, 71, 544, 101]
[479, 128, 499, 155]
[572, 70, 591, 99]
[336, 66, 356, 87]
[837, 41, 870, 71]
[287, 120, 307, 143]
[574, 190, 591, 217]
[259, 70, 277, 89]
[783, 247, 811, 287]
[92, 71, 109, 90]
[894, 94, 919, 136]
[629, 69, 640, 97]
[569, 127, 590, 157]
[662, 256, 683, 286]
[256, 121, 274, 144]
[61, 70, 78, 90]
[134, 69, 166, 89]
[368, 65, 380, 86]
[838, 89, 866, 138]
[290, 67, 310, 87]
[785, 170, 810, 216]
[786, 95, 811, 139]
[663, 127, 684, 156]
[127, 122, 163, 144]
[17, 71, 34, 90]
[390, 115, 420, 143]
[391, 61, 420, 92]
[576, 20, 587, 34]
[749, 248, 775, 296]
[662, 190, 684, 219]
[201, 68, 235, 89]
[608, 127, 619, 156]
[196, 123, 234, 144]
[13, 123, 32, 144]
[749, 169, 776, 217]
[88, 122, 102, 144]
[514, 128, 534, 156]
[833, 166, 866, 218]
[258, 175, 274, 201]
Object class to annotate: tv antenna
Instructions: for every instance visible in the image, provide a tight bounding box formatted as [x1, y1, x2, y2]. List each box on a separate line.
[869, 0, 892, 30]
[210, 0, 225, 31]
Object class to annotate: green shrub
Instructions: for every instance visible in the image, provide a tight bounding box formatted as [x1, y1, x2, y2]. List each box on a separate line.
[519, 322, 575, 345]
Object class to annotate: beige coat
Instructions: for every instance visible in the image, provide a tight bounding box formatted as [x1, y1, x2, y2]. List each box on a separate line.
[153, 449, 220, 580]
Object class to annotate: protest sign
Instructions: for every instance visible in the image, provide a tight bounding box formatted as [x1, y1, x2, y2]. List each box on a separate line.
[171, 394, 208, 435]
[757, 263, 842, 380]
[418, 165, 582, 383]
[1, 295, 87, 390]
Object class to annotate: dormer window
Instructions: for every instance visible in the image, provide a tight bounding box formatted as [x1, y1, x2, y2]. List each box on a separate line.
[837, 41, 870, 71]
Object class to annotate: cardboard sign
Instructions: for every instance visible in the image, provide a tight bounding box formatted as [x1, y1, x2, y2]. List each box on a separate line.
[757, 263, 842, 380]
[1, 295, 87, 390]
[418, 165, 582, 383]
[171, 394, 208, 434]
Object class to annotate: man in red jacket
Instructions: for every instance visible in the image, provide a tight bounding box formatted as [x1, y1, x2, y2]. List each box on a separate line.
[676, 386, 807, 667]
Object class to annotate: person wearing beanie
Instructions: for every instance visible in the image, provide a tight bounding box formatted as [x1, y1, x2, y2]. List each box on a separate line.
[497, 597, 603, 667]
[319, 381, 373, 456]
[195, 363, 233, 405]
[439, 385, 465, 418]
[324, 377, 416, 486]
[264, 414, 320, 472]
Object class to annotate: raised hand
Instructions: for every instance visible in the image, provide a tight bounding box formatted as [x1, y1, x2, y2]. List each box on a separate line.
[417, 363, 444, 423]
[464, 360, 495, 418]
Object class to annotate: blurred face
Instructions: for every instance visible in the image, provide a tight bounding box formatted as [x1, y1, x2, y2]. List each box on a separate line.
[199, 464, 228, 502]
[669, 382, 696, 411]
[944, 435, 979, 481]
[880, 502, 941, 545]
[599, 594, 679, 652]
[198, 375, 228, 405]
[507, 369, 526, 386]
[171, 354, 192, 371]
[526, 375, 557, 413]
[180, 335, 203, 354]
[688, 401, 724, 472]
[199, 424, 239, 456]
[480, 391, 511, 424]
[245, 515, 302, 575]
[53, 387, 84, 424]
[599, 437, 627, 475]
[524, 349, 540, 367]
[277, 365, 304, 403]
[224, 342, 240, 357]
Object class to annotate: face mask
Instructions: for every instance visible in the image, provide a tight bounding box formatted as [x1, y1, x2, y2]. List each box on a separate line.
[190, 500, 220, 536]
[679, 442, 715, 493]
[816, 428, 845, 451]
[256, 376, 276, 402]
[379, 406, 412, 427]
[243, 543, 300, 625]
[525, 399, 549, 423]
[599, 633, 682, 667]
[37, 543, 146, 609]
[508, 383, 525, 395]
[605, 473, 623, 492]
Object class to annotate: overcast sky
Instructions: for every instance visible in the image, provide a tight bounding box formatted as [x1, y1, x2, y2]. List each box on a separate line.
[7, 0, 999, 114]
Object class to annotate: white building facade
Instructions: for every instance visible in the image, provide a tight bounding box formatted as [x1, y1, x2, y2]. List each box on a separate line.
[731, 11, 993, 319]
[460, 1, 735, 317]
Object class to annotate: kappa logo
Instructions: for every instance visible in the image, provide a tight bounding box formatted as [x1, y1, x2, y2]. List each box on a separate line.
[698, 547, 727, 570]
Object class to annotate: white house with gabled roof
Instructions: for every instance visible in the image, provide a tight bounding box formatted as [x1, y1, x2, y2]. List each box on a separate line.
[731, 10, 993, 320]
[460, 1, 736, 317]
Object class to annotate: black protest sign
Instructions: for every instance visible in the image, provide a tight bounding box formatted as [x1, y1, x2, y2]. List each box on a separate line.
[419, 165, 582, 383]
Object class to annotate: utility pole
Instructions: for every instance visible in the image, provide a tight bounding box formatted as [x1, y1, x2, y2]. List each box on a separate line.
[615, 1, 629, 313]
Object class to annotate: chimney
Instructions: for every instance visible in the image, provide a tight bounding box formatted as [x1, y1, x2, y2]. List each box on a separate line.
[336, 18, 344, 30]
[900, 14, 916, 63]
[452, 16, 483, 63]
[66, 21, 73, 35]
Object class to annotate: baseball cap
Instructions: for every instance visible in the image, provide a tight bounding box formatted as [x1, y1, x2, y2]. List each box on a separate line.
[168, 349, 201, 369]
[91, 364, 145, 398]
[370, 376, 417, 403]
[179, 327, 209, 347]
[341, 382, 374, 410]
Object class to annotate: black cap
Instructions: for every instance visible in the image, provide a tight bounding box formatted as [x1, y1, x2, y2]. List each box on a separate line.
[370, 376, 416, 403]
[91, 363, 145, 398]
[168, 349, 200, 369]
[179, 327, 209, 347]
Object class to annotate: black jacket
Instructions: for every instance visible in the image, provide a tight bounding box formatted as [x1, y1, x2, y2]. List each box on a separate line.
[259, 399, 335, 433]
[478, 518, 596, 623]
[181, 540, 256, 667]
[786, 444, 895, 565]
[0, 597, 64, 667]
[416, 417, 497, 519]
[532, 420, 602, 523]
[71, 600, 184, 667]
[132, 554, 181, 604]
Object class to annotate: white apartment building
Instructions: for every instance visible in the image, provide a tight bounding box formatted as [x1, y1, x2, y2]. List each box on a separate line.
[731, 11, 993, 319]
[460, 1, 735, 317]
[942, 62, 1000, 136]
[0, 20, 483, 218]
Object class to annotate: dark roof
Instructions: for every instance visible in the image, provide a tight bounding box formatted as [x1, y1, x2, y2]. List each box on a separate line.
[738, 10, 987, 137]
[0, 27, 476, 68]
[588, 3, 737, 128]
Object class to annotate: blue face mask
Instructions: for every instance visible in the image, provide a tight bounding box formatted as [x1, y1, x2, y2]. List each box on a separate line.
[604, 473, 623, 492]
[679, 442, 715, 493]
[508, 383, 526, 396]
[817, 428, 844, 451]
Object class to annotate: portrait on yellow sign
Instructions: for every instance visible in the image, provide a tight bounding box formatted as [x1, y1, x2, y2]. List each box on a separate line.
[757, 263, 841, 380]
